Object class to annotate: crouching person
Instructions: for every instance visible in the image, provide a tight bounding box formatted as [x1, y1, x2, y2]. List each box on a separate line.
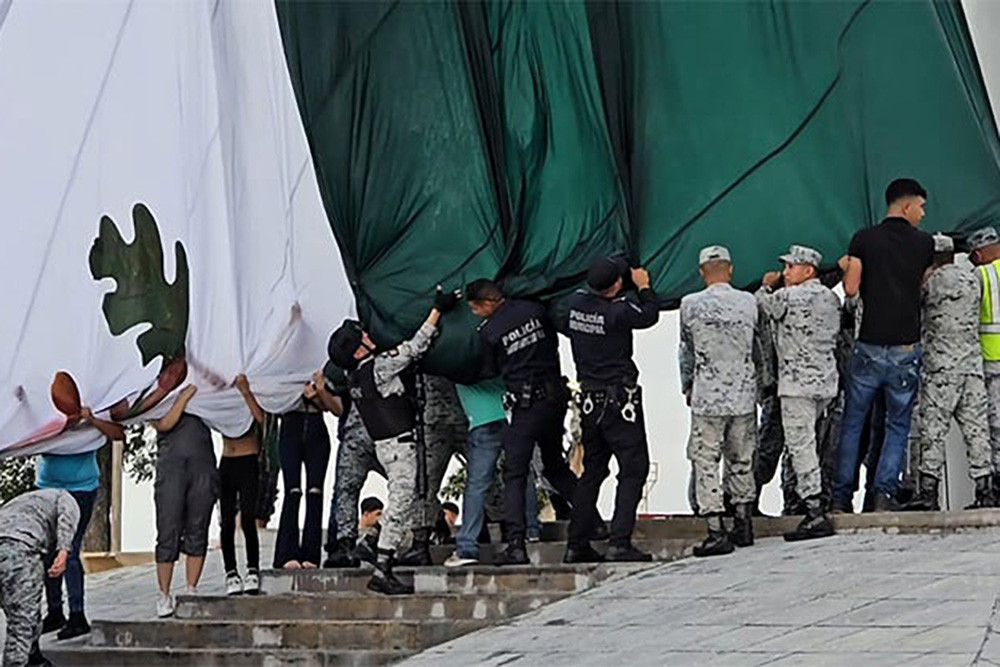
[327, 287, 458, 595]
[0, 489, 80, 667]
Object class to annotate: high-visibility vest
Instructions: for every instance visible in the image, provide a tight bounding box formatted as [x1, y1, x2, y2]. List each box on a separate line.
[979, 259, 1000, 361]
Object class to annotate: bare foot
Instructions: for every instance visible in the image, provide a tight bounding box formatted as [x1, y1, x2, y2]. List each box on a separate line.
[302, 561, 317, 569]
[283, 560, 301, 570]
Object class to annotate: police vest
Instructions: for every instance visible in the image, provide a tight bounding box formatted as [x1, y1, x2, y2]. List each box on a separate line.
[349, 361, 416, 441]
[978, 259, 1000, 362]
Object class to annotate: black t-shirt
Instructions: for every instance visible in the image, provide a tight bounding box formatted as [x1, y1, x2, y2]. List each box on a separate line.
[848, 217, 934, 345]
[478, 298, 561, 389]
[564, 287, 659, 388]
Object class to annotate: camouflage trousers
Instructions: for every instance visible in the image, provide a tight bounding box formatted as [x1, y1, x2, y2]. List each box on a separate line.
[688, 413, 757, 515]
[780, 397, 832, 500]
[333, 408, 385, 542]
[0, 539, 43, 667]
[987, 371, 1000, 473]
[374, 433, 420, 554]
[918, 372, 991, 481]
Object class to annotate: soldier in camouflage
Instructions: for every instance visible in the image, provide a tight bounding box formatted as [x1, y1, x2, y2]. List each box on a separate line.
[327, 287, 459, 595]
[909, 234, 993, 509]
[680, 245, 759, 557]
[969, 226, 1000, 491]
[0, 489, 80, 667]
[757, 245, 839, 540]
[397, 374, 469, 565]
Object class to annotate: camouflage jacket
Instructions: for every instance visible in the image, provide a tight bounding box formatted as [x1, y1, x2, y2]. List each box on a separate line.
[679, 282, 759, 416]
[371, 322, 437, 397]
[0, 489, 80, 557]
[755, 279, 839, 399]
[923, 264, 983, 376]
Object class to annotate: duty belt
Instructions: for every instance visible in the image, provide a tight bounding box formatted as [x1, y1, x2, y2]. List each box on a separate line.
[502, 379, 565, 412]
[579, 384, 641, 424]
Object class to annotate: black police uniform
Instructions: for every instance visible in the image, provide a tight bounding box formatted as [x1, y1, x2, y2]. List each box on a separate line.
[479, 298, 577, 547]
[564, 285, 659, 549]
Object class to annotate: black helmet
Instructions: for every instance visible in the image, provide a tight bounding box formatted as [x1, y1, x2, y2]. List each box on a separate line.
[328, 320, 364, 370]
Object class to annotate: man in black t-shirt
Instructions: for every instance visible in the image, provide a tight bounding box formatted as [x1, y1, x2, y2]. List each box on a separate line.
[831, 179, 934, 513]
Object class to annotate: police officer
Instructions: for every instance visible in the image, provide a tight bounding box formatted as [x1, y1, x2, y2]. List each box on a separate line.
[465, 279, 578, 565]
[680, 246, 759, 557]
[0, 489, 80, 667]
[560, 257, 659, 563]
[757, 245, 839, 541]
[969, 226, 1000, 491]
[908, 233, 993, 508]
[327, 287, 458, 595]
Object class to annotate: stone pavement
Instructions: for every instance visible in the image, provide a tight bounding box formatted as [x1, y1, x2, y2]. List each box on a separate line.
[402, 531, 1000, 666]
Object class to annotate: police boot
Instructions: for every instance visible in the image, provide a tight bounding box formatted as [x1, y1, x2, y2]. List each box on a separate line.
[367, 549, 414, 596]
[323, 536, 361, 568]
[605, 541, 653, 563]
[495, 541, 530, 566]
[27, 642, 52, 667]
[966, 475, 995, 509]
[563, 542, 604, 564]
[731, 503, 754, 548]
[397, 528, 433, 567]
[906, 474, 941, 512]
[693, 515, 734, 558]
[784, 496, 835, 542]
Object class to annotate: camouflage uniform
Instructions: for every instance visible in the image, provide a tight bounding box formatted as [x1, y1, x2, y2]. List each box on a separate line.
[0, 489, 80, 667]
[415, 375, 469, 528]
[757, 278, 840, 500]
[355, 322, 438, 554]
[754, 311, 786, 500]
[333, 405, 384, 542]
[680, 282, 759, 514]
[918, 264, 991, 480]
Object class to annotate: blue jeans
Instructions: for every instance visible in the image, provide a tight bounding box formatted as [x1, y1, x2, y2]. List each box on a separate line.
[833, 342, 921, 504]
[456, 421, 540, 559]
[45, 488, 96, 615]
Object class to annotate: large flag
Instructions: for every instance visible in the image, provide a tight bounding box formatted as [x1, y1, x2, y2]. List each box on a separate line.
[0, 0, 352, 456]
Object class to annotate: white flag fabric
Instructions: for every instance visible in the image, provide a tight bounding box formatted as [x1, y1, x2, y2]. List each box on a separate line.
[0, 0, 353, 456]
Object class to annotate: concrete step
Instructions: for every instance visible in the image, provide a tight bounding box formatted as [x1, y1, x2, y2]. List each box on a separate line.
[540, 509, 1000, 541]
[47, 644, 411, 667]
[429, 535, 694, 565]
[89, 618, 492, 651]
[263, 561, 651, 596]
[175, 590, 570, 622]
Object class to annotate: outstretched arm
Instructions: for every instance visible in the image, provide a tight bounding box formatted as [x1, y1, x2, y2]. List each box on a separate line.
[234, 374, 265, 424]
[154, 384, 197, 432]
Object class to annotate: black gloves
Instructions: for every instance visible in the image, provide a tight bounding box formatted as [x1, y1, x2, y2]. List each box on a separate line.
[434, 286, 461, 313]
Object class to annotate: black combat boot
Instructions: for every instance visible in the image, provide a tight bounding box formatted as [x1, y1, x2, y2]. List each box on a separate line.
[731, 503, 754, 548]
[828, 498, 854, 515]
[56, 612, 91, 641]
[872, 492, 902, 513]
[27, 642, 52, 666]
[367, 549, 414, 596]
[605, 542, 653, 562]
[966, 475, 995, 509]
[495, 541, 530, 566]
[906, 474, 940, 512]
[323, 536, 361, 568]
[397, 528, 433, 567]
[784, 495, 835, 542]
[41, 609, 66, 635]
[563, 542, 604, 564]
[693, 515, 734, 558]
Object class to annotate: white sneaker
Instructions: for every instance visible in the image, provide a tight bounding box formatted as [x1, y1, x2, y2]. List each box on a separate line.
[156, 593, 175, 618]
[243, 571, 260, 596]
[225, 572, 243, 596]
[184, 586, 198, 597]
[444, 553, 478, 568]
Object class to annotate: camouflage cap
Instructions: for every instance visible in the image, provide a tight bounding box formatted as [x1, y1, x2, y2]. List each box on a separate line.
[698, 245, 731, 266]
[778, 244, 822, 267]
[932, 234, 954, 253]
[968, 227, 1000, 251]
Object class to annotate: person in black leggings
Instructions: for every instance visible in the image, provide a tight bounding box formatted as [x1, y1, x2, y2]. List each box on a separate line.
[274, 371, 337, 569]
[219, 375, 265, 595]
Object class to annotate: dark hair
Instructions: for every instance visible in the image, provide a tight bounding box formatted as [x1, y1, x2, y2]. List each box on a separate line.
[885, 178, 927, 207]
[441, 501, 459, 515]
[360, 497, 383, 514]
[327, 320, 365, 371]
[465, 278, 503, 302]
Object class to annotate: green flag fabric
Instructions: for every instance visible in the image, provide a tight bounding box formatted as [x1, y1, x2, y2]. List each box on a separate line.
[277, 0, 1000, 376]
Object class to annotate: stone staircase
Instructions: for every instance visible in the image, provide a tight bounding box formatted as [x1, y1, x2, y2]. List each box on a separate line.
[45, 511, 995, 666]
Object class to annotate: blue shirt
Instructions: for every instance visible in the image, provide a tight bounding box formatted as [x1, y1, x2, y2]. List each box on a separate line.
[36, 451, 100, 493]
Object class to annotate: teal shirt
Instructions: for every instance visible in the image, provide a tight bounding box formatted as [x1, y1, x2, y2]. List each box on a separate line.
[455, 379, 507, 430]
[36, 451, 100, 493]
